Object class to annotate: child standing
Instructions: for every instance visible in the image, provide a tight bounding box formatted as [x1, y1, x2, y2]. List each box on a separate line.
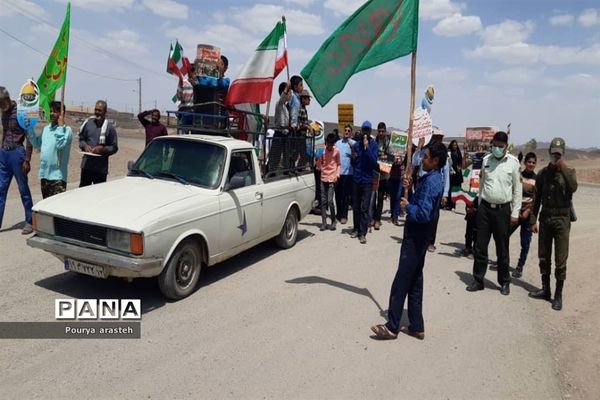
[371, 141, 447, 340]
[316, 133, 341, 231]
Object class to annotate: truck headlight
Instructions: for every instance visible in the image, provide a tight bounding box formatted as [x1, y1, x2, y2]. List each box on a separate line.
[33, 212, 55, 235]
[107, 230, 144, 255]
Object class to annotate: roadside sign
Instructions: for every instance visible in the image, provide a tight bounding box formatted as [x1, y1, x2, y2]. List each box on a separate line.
[465, 126, 497, 152]
[337, 103, 354, 133]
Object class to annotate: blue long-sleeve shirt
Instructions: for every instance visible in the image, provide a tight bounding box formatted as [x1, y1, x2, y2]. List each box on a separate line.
[406, 168, 444, 223]
[351, 138, 378, 184]
[413, 147, 450, 198]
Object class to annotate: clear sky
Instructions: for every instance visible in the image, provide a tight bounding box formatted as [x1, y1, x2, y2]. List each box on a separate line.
[1, 0, 599, 147]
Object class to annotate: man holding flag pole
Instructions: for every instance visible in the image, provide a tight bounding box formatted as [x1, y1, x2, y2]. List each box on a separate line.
[29, 2, 72, 199]
[0, 2, 71, 234]
[297, 0, 445, 339]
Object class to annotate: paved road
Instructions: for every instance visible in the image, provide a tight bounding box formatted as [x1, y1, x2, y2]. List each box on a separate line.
[4, 182, 590, 399]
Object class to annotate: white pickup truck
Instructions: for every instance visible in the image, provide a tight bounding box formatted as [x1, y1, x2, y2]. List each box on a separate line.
[27, 134, 315, 299]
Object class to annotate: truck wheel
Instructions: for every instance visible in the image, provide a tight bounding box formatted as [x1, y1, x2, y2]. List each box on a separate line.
[158, 239, 202, 300]
[275, 208, 298, 249]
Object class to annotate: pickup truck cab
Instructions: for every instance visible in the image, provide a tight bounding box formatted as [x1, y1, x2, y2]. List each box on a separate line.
[27, 134, 315, 299]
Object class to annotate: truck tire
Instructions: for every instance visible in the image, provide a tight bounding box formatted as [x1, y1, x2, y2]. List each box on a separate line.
[275, 208, 298, 249]
[158, 239, 202, 300]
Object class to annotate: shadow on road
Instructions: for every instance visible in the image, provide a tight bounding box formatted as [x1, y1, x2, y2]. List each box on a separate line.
[455, 268, 540, 294]
[454, 270, 499, 290]
[438, 251, 462, 258]
[35, 229, 314, 313]
[35, 272, 166, 315]
[439, 241, 464, 250]
[199, 229, 312, 288]
[0, 221, 25, 233]
[285, 275, 384, 314]
[390, 235, 403, 244]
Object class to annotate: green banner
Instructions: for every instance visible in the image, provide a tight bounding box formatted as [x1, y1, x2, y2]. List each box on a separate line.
[301, 0, 418, 107]
[37, 2, 70, 121]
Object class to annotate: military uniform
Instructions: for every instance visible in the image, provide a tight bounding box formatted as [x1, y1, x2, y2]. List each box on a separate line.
[529, 137, 577, 310]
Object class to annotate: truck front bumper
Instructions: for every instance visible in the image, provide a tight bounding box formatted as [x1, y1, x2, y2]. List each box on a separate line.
[27, 235, 164, 278]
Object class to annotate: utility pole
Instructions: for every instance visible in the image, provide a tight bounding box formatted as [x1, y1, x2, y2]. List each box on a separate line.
[138, 77, 142, 114]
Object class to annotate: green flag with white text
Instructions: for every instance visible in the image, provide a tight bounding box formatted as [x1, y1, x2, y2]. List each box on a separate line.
[301, 0, 418, 107]
[37, 2, 70, 121]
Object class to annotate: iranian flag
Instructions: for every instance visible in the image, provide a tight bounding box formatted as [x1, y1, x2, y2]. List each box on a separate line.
[451, 186, 477, 207]
[166, 40, 191, 78]
[226, 19, 287, 106]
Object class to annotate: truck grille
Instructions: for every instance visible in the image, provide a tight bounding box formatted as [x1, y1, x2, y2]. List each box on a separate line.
[54, 217, 107, 246]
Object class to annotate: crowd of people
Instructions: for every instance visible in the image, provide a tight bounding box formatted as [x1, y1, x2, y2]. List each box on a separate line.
[0, 86, 126, 234]
[1, 78, 579, 340]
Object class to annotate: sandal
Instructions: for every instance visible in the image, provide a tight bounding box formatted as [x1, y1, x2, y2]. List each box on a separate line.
[370, 324, 398, 340]
[399, 326, 425, 340]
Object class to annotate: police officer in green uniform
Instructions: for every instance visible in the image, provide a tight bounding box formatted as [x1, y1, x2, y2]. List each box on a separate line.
[529, 138, 578, 311]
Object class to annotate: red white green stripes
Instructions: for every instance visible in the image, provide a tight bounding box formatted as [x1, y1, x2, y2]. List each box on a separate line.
[226, 20, 287, 106]
[166, 40, 191, 78]
[451, 186, 477, 207]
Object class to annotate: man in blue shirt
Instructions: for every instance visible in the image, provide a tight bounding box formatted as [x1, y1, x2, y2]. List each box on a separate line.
[350, 121, 378, 244]
[371, 140, 447, 340]
[334, 124, 355, 224]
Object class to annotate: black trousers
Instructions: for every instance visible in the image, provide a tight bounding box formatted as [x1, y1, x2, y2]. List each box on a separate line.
[352, 181, 372, 237]
[429, 201, 441, 245]
[80, 169, 107, 187]
[266, 131, 289, 172]
[373, 179, 388, 221]
[465, 213, 477, 250]
[335, 174, 353, 220]
[472, 201, 511, 285]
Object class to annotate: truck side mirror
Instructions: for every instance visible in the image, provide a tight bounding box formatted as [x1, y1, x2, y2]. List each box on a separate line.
[225, 174, 246, 191]
[127, 160, 135, 173]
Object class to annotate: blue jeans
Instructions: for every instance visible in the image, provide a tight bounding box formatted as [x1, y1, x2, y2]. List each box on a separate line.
[511, 217, 533, 268]
[386, 220, 434, 333]
[0, 147, 33, 227]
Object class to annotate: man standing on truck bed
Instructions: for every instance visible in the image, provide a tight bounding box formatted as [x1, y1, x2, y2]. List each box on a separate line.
[78, 100, 118, 186]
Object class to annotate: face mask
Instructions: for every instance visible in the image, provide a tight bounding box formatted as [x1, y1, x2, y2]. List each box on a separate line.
[550, 154, 559, 164]
[492, 146, 505, 159]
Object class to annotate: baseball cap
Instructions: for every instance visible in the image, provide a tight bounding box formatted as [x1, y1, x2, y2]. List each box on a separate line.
[300, 89, 312, 98]
[361, 120, 372, 130]
[549, 137, 566, 155]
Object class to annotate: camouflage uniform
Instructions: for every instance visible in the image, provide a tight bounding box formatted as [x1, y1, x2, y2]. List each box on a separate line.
[41, 179, 67, 199]
[529, 137, 577, 310]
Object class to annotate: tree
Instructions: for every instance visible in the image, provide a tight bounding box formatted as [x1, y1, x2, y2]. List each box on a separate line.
[525, 138, 537, 151]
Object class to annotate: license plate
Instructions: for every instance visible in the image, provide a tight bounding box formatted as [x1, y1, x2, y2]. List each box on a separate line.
[64, 258, 107, 279]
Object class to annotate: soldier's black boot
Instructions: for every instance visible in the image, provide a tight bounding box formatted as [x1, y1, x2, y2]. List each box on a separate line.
[552, 280, 564, 311]
[529, 274, 551, 301]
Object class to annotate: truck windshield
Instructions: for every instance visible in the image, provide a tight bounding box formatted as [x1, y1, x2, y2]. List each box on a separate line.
[132, 139, 225, 189]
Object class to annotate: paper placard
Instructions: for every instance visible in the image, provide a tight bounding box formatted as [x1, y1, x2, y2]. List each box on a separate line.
[411, 108, 432, 146]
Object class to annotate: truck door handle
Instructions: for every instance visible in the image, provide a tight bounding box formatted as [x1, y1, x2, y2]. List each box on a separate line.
[255, 192, 263, 200]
